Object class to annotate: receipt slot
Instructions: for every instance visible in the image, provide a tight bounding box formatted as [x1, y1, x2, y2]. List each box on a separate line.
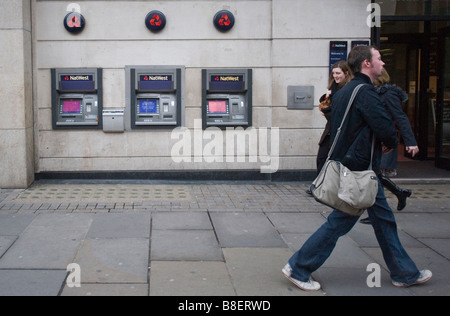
[51, 68, 102, 129]
[202, 69, 252, 130]
[130, 67, 182, 128]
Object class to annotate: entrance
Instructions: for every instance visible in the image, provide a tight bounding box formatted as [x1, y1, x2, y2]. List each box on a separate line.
[436, 27, 450, 169]
[374, 0, 450, 170]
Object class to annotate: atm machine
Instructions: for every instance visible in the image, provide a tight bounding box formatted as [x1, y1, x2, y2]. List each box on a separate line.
[202, 68, 252, 130]
[129, 66, 182, 128]
[51, 68, 102, 129]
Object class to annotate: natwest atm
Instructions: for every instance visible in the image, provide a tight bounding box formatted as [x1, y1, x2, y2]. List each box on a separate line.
[202, 69, 252, 130]
[129, 66, 183, 128]
[51, 68, 102, 129]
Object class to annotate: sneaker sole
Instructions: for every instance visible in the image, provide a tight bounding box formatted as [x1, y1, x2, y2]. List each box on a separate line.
[392, 273, 432, 288]
[282, 269, 321, 292]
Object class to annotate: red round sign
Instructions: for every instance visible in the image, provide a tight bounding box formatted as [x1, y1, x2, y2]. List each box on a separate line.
[63, 12, 86, 34]
[145, 11, 166, 32]
[213, 10, 235, 32]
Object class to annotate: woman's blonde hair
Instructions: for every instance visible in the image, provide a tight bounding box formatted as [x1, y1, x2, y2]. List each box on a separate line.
[374, 68, 391, 87]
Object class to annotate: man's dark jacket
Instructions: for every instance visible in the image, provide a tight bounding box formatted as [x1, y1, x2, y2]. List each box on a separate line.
[329, 73, 398, 173]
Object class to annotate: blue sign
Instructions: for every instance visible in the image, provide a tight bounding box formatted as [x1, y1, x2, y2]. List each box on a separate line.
[329, 41, 348, 74]
[351, 41, 370, 49]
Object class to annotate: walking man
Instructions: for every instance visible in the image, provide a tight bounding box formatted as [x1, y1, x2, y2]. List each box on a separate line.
[282, 46, 432, 291]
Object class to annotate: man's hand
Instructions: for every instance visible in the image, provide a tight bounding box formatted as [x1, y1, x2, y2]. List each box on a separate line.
[406, 146, 419, 157]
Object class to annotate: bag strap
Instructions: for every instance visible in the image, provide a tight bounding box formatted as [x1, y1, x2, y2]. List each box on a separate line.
[326, 84, 376, 171]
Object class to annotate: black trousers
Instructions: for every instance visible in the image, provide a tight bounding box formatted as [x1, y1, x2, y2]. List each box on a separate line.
[316, 135, 331, 174]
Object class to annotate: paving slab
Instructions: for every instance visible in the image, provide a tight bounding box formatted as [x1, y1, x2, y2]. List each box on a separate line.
[0, 236, 16, 258]
[266, 212, 327, 233]
[395, 213, 450, 238]
[313, 267, 412, 296]
[418, 238, 450, 260]
[348, 220, 425, 248]
[87, 213, 151, 238]
[149, 261, 235, 296]
[151, 230, 223, 261]
[223, 248, 323, 296]
[0, 270, 67, 296]
[72, 238, 149, 284]
[61, 283, 148, 296]
[210, 213, 286, 248]
[0, 214, 35, 235]
[0, 214, 92, 269]
[152, 212, 212, 230]
[363, 247, 450, 296]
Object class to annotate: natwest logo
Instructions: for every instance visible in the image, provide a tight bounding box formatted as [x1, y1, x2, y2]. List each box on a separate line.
[62, 75, 92, 81]
[145, 11, 166, 33]
[140, 75, 172, 81]
[213, 10, 235, 32]
[211, 75, 243, 82]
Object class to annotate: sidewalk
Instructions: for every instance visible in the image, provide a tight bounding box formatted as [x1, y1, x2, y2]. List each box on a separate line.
[0, 180, 449, 296]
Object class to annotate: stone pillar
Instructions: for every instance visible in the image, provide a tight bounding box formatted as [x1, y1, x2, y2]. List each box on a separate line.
[0, 0, 34, 188]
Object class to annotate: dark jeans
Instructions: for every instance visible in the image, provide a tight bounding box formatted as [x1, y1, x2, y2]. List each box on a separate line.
[288, 180, 420, 284]
[381, 146, 398, 170]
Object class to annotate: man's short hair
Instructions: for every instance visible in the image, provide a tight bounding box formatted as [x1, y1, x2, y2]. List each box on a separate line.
[348, 45, 377, 74]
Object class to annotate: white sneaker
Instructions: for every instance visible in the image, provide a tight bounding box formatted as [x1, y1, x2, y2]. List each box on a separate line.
[392, 269, 432, 288]
[282, 264, 321, 291]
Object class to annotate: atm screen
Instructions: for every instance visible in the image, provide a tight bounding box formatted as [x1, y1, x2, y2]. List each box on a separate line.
[62, 100, 82, 113]
[208, 100, 228, 114]
[139, 99, 159, 114]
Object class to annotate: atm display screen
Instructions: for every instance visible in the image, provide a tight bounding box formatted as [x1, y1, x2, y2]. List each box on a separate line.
[62, 100, 82, 113]
[139, 99, 159, 114]
[208, 100, 228, 114]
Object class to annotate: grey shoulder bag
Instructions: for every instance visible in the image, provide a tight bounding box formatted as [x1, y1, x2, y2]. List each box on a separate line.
[310, 84, 379, 216]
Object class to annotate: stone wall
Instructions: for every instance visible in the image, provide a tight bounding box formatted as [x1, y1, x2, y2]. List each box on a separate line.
[0, 0, 371, 187]
[0, 0, 34, 188]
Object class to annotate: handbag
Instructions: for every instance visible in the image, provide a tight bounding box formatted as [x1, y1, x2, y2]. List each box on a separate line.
[310, 84, 379, 216]
[319, 97, 331, 111]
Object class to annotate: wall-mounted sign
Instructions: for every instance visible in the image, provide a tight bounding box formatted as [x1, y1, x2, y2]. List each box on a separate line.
[60, 75, 95, 91]
[213, 10, 235, 32]
[145, 10, 166, 32]
[351, 40, 370, 49]
[329, 41, 348, 73]
[61, 75, 94, 82]
[139, 74, 174, 91]
[63, 12, 86, 34]
[211, 75, 243, 82]
[140, 75, 173, 82]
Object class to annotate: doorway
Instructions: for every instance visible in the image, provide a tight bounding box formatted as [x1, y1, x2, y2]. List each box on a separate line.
[376, 17, 450, 170]
[436, 27, 450, 170]
[380, 34, 432, 161]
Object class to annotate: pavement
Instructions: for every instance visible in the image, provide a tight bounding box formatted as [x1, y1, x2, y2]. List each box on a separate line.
[0, 177, 449, 297]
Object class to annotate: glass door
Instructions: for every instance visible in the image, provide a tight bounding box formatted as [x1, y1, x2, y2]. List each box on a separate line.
[380, 38, 431, 160]
[436, 27, 450, 170]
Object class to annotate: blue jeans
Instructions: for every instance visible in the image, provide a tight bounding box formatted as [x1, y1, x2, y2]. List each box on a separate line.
[381, 146, 398, 169]
[288, 181, 420, 284]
